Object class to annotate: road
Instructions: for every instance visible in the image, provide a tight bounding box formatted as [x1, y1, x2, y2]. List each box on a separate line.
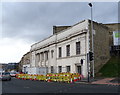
[1, 77, 119, 94]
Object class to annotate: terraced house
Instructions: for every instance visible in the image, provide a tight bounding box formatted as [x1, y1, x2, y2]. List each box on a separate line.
[29, 19, 110, 78]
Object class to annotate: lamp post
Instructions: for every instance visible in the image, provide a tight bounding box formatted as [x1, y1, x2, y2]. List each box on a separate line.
[88, 3, 95, 78]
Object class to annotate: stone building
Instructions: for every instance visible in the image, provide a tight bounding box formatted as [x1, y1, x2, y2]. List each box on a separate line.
[19, 52, 31, 72]
[30, 19, 110, 78]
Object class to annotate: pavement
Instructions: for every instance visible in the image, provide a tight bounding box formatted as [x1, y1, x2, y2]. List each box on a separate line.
[75, 77, 120, 86]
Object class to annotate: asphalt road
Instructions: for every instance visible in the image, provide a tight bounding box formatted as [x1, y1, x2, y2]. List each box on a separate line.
[1, 77, 119, 94]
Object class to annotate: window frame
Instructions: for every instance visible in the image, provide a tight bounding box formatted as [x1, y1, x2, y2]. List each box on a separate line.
[51, 66, 54, 73]
[51, 50, 54, 58]
[58, 47, 62, 58]
[41, 52, 44, 61]
[66, 44, 70, 56]
[58, 66, 62, 73]
[76, 41, 81, 55]
[66, 66, 71, 73]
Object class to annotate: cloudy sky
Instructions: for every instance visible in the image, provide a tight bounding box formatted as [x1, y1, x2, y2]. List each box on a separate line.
[0, 1, 118, 63]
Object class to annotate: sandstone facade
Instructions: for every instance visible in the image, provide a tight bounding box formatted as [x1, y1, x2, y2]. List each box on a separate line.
[29, 19, 110, 78]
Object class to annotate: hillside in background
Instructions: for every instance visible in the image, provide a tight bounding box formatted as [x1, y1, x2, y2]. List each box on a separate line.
[96, 56, 120, 77]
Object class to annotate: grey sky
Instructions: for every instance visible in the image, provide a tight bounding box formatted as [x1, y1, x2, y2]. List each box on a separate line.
[0, 2, 118, 63]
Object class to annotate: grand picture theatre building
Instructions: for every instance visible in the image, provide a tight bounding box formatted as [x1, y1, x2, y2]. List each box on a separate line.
[30, 19, 110, 78]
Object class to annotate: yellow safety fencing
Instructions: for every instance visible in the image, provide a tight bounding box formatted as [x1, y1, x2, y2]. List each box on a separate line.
[16, 73, 83, 83]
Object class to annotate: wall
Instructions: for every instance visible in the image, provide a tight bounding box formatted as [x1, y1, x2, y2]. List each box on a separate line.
[104, 23, 120, 46]
[19, 52, 31, 72]
[89, 21, 110, 73]
[31, 20, 89, 51]
[30, 20, 90, 77]
[53, 26, 71, 34]
[56, 32, 89, 77]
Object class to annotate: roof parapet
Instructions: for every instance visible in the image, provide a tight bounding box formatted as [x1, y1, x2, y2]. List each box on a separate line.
[53, 26, 71, 34]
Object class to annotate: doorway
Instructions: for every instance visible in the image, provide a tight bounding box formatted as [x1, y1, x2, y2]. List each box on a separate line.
[76, 66, 81, 74]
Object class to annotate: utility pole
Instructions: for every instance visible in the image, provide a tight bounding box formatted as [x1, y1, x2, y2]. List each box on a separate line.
[87, 53, 90, 82]
[88, 3, 95, 78]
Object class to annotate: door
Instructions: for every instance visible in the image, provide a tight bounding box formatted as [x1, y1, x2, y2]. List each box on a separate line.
[58, 66, 62, 73]
[77, 66, 81, 74]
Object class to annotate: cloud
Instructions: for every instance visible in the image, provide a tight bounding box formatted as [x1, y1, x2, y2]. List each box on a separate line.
[1, 2, 118, 63]
[2, 2, 118, 41]
[2, 2, 90, 41]
[93, 2, 118, 23]
[0, 38, 31, 63]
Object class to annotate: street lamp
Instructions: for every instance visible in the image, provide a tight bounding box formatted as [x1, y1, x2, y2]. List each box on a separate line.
[88, 3, 95, 78]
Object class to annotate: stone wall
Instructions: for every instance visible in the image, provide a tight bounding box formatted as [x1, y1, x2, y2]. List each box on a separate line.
[19, 52, 31, 72]
[89, 20, 110, 73]
[53, 26, 71, 34]
[104, 23, 120, 31]
[104, 23, 120, 46]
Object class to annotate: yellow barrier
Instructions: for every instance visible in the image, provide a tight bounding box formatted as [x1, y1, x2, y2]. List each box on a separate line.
[16, 73, 82, 83]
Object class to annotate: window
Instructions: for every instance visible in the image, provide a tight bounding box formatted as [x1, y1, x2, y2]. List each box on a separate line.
[41, 52, 44, 61]
[58, 47, 62, 58]
[51, 66, 54, 73]
[77, 66, 81, 74]
[44, 51, 48, 61]
[58, 66, 62, 73]
[36, 53, 40, 62]
[45, 52, 48, 61]
[66, 45, 70, 56]
[51, 50, 54, 58]
[66, 66, 70, 72]
[76, 41, 81, 54]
